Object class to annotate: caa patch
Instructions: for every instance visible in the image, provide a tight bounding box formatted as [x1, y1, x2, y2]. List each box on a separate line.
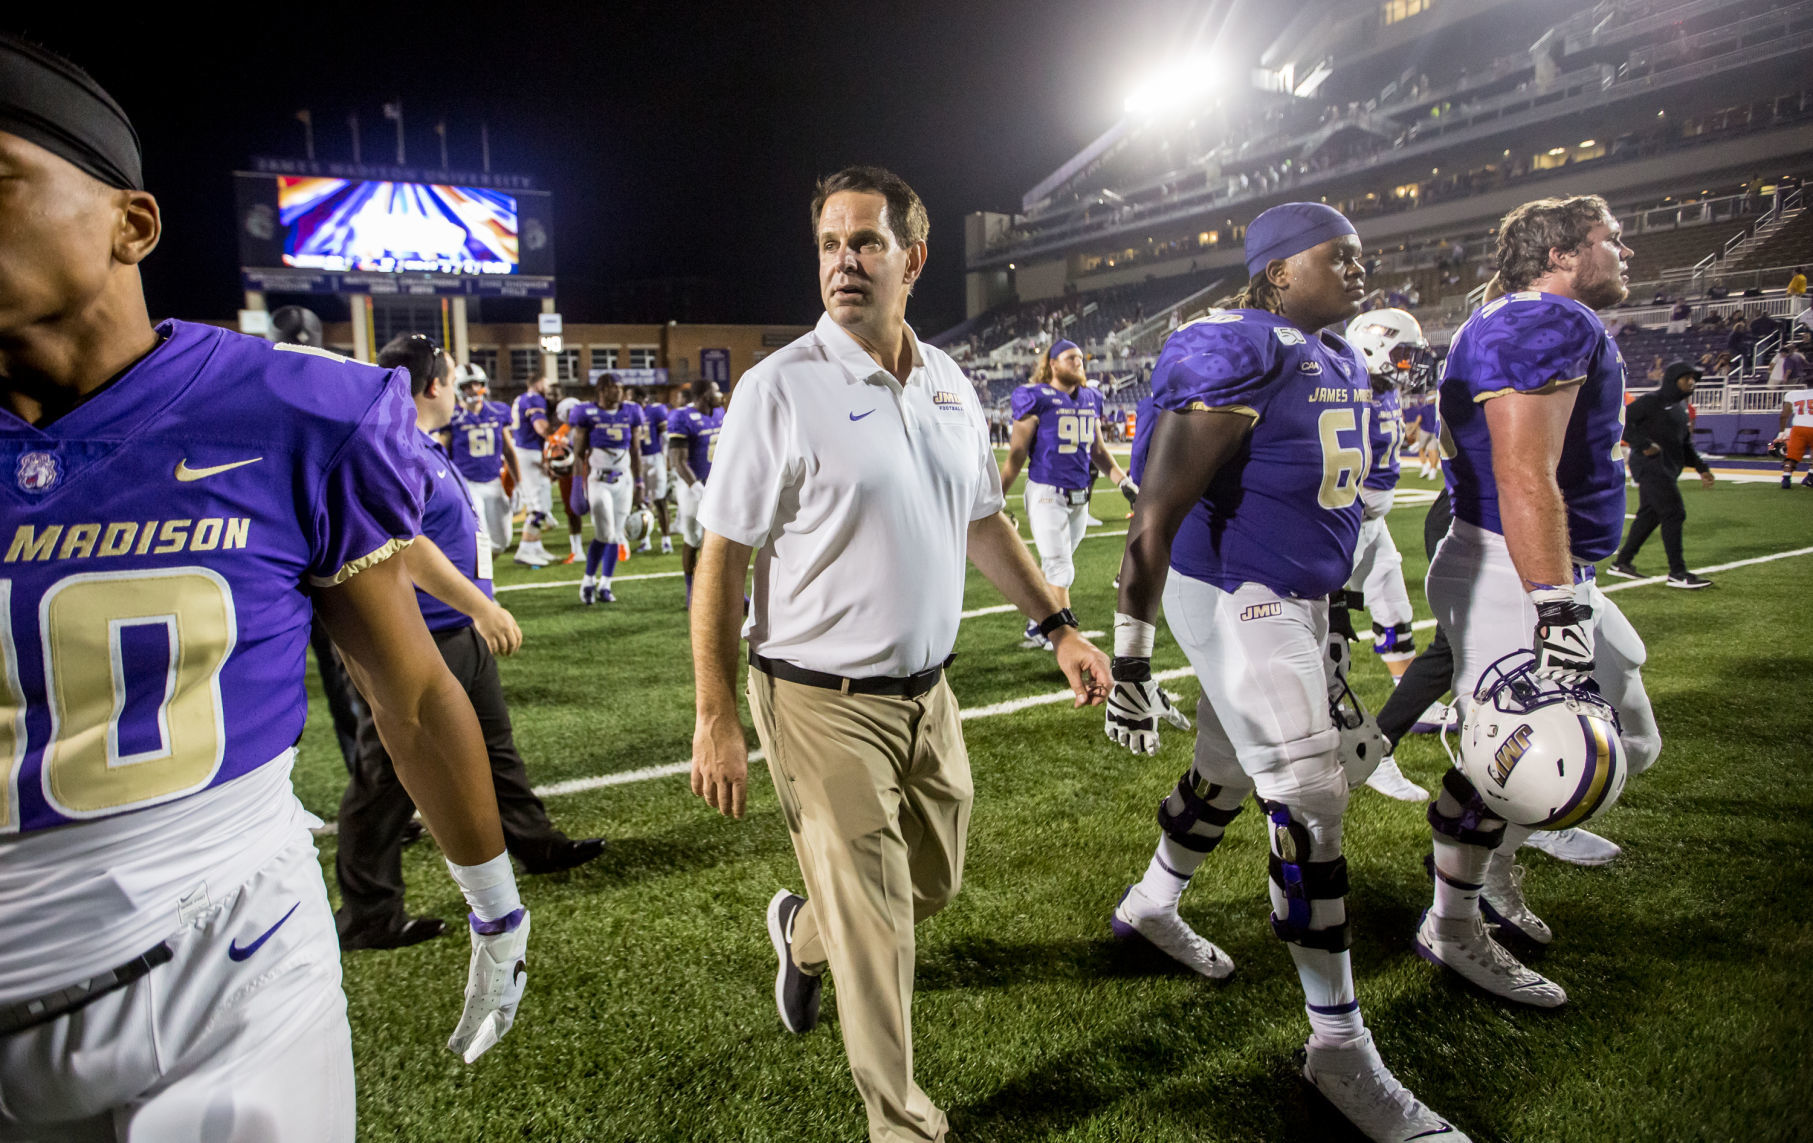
[16, 451, 58, 493]
[1299, 360, 1324, 375]
[1274, 327, 1306, 347]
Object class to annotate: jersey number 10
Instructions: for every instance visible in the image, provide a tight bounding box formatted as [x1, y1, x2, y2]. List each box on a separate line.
[0, 570, 234, 832]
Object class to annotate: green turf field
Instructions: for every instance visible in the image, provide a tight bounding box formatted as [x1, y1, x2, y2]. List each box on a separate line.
[301, 466, 1813, 1142]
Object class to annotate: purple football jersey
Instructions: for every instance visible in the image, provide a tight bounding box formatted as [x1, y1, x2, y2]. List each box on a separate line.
[0, 320, 426, 835]
[568, 401, 645, 478]
[639, 402, 669, 456]
[511, 391, 549, 450]
[1129, 395, 1158, 486]
[668, 405, 724, 481]
[414, 432, 494, 632]
[1011, 382, 1103, 489]
[449, 399, 510, 483]
[1414, 396, 1437, 434]
[1439, 292, 1628, 560]
[1363, 386, 1404, 492]
[1152, 310, 1369, 598]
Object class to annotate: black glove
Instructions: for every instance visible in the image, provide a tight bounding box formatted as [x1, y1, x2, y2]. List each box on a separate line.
[1104, 657, 1190, 755]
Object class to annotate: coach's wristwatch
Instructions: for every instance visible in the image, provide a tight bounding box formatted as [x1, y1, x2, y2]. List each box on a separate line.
[1036, 608, 1081, 639]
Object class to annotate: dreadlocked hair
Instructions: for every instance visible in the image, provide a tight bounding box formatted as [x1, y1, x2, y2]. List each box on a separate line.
[1215, 270, 1288, 315]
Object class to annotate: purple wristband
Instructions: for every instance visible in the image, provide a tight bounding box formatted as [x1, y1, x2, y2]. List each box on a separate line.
[468, 906, 526, 936]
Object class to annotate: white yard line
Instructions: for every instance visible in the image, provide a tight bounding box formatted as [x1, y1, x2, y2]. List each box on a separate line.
[311, 543, 1813, 836]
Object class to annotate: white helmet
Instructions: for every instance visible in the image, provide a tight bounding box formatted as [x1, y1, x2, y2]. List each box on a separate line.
[624, 506, 654, 545]
[555, 396, 581, 421]
[456, 362, 489, 387]
[1344, 308, 1436, 392]
[1331, 676, 1389, 789]
[1451, 651, 1628, 829]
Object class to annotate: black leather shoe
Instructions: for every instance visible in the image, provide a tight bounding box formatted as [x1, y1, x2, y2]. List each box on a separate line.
[517, 837, 606, 875]
[338, 914, 445, 951]
[766, 890, 823, 1034]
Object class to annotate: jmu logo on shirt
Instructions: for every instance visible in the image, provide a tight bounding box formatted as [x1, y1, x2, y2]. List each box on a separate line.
[16, 451, 58, 493]
[1239, 601, 1283, 621]
[931, 389, 965, 411]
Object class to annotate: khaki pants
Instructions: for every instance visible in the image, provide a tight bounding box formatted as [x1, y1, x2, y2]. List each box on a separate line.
[747, 668, 973, 1143]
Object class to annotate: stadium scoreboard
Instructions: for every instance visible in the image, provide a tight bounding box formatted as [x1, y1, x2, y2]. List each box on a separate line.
[234, 161, 555, 298]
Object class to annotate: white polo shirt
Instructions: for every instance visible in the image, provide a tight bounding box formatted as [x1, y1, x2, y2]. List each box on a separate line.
[698, 312, 1006, 677]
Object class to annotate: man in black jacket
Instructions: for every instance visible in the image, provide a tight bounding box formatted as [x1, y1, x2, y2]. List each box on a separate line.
[1609, 361, 1716, 588]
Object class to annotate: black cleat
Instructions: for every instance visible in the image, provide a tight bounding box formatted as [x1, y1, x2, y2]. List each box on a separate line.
[1665, 572, 1713, 590]
[517, 837, 607, 875]
[337, 913, 445, 951]
[1604, 562, 1640, 580]
[766, 890, 822, 1034]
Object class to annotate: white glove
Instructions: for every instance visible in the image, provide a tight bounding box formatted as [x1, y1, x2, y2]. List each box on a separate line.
[1531, 588, 1595, 685]
[1118, 477, 1139, 505]
[1105, 658, 1191, 755]
[448, 908, 530, 1064]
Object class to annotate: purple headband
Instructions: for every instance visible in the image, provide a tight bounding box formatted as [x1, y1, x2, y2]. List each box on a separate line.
[1244, 202, 1357, 277]
[1048, 339, 1080, 360]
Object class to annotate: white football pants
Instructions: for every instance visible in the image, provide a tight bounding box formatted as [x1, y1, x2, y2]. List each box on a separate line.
[510, 442, 552, 519]
[467, 477, 513, 553]
[642, 454, 669, 504]
[1162, 575, 1349, 824]
[1345, 514, 1412, 630]
[0, 833, 353, 1142]
[1425, 519, 1661, 774]
[587, 470, 634, 545]
[676, 480, 707, 548]
[1024, 481, 1090, 589]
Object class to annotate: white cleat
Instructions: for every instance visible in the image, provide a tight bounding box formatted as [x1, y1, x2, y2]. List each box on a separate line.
[1523, 827, 1622, 867]
[1480, 858, 1552, 945]
[1110, 888, 1235, 980]
[1414, 910, 1566, 1008]
[1304, 1030, 1471, 1142]
[1365, 756, 1429, 803]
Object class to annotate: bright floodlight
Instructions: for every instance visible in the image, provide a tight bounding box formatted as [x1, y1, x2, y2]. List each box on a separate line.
[1124, 57, 1223, 117]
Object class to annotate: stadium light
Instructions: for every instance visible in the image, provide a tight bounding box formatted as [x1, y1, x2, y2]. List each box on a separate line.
[1578, 139, 1595, 147]
[1124, 57, 1224, 117]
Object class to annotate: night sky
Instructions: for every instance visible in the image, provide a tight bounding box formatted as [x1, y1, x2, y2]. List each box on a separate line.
[15, 1, 1298, 335]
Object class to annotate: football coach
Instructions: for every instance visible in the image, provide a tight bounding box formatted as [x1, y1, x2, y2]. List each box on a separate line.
[689, 166, 1110, 1143]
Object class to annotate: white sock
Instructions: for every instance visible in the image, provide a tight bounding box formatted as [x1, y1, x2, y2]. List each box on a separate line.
[1130, 837, 1206, 911]
[1500, 822, 1535, 855]
[569, 534, 583, 557]
[1431, 834, 1491, 920]
[599, 576, 612, 591]
[1292, 945, 1365, 1048]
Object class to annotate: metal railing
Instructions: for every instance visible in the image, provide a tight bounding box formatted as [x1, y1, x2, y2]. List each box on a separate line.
[1119, 278, 1230, 357]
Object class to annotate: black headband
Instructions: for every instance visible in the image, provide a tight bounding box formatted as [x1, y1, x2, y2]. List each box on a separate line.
[0, 34, 141, 190]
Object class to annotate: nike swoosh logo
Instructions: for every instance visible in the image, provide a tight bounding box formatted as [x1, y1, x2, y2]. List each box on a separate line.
[227, 902, 299, 962]
[175, 457, 263, 482]
[437, 470, 448, 478]
[849, 410, 875, 421]
[1406, 1128, 1455, 1139]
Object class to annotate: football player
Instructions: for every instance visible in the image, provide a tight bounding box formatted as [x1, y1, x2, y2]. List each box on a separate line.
[1776, 384, 1813, 488]
[998, 340, 1135, 649]
[1340, 308, 1433, 801]
[1409, 391, 1440, 480]
[668, 379, 725, 606]
[549, 397, 584, 564]
[510, 373, 556, 566]
[449, 364, 518, 554]
[567, 372, 646, 603]
[1104, 203, 1467, 1142]
[1417, 195, 1662, 1007]
[638, 383, 676, 553]
[0, 38, 527, 1139]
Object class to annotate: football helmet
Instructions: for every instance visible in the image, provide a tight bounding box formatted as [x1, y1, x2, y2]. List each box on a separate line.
[624, 506, 654, 545]
[1767, 433, 1789, 460]
[1331, 676, 1388, 789]
[1450, 650, 1628, 829]
[457, 362, 490, 398]
[1344, 308, 1436, 392]
[544, 427, 576, 477]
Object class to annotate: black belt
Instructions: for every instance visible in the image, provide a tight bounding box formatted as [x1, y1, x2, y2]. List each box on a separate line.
[750, 651, 954, 699]
[0, 941, 173, 1036]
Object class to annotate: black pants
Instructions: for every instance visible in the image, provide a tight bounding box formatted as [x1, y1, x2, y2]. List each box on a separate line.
[335, 623, 566, 931]
[1376, 625, 1454, 751]
[1618, 458, 1688, 576]
[309, 614, 367, 774]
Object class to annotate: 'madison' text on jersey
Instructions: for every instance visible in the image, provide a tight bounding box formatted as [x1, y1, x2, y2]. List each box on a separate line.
[1439, 291, 1628, 561]
[1152, 310, 1369, 598]
[511, 390, 549, 450]
[0, 320, 427, 836]
[668, 406, 724, 481]
[1011, 382, 1104, 490]
[449, 400, 511, 483]
[568, 401, 645, 478]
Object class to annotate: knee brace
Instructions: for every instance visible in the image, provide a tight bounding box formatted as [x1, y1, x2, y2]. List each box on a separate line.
[1428, 768, 1508, 849]
[1371, 620, 1416, 658]
[1158, 770, 1245, 853]
[1259, 797, 1350, 952]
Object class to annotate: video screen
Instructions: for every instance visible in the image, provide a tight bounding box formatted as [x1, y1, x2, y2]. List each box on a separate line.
[277, 177, 519, 275]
